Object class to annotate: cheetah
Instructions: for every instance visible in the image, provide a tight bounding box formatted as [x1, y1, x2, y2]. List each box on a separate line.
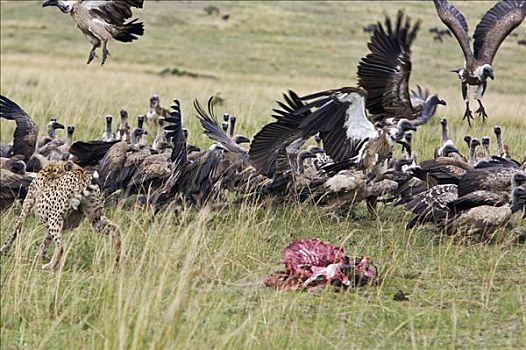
[0, 160, 121, 270]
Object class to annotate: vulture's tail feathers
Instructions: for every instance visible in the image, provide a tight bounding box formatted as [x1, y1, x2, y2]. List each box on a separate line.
[114, 19, 144, 43]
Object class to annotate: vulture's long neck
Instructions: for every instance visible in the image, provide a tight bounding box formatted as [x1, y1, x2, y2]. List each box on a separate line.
[66, 130, 74, 146]
[469, 144, 478, 165]
[441, 123, 449, 144]
[105, 120, 113, 138]
[47, 125, 55, 138]
[496, 133, 506, 157]
[482, 143, 490, 159]
[229, 118, 237, 138]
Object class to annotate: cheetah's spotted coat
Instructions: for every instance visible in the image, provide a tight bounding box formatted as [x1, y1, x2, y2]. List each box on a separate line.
[0, 161, 121, 269]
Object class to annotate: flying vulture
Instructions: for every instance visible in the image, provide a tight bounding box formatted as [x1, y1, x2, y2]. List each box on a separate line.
[42, 0, 145, 65]
[357, 12, 447, 124]
[433, 0, 526, 125]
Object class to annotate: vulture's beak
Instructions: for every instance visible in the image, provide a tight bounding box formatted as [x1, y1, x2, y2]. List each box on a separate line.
[489, 73, 495, 80]
[54, 122, 65, 130]
[438, 99, 447, 106]
[42, 0, 54, 7]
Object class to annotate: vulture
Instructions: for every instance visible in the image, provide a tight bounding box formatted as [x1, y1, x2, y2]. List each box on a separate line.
[146, 95, 170, 125]
[149, 101, 226, 209]
[249, 12, 445, 181]
[101, 115, 116, 142]
[445, 185, 526, 238]
[406, 172, 526, 239]
[115, 109, 130, 141]
[480, 136, 491, 160]
[194, 97, 249, 162]
[433, 0, 526, 125]
[0, 95, 53, 172]
[248, 90, 312, 178]
[458, 163, 521, 197]
[356, 12, 446, 124]
[434, 118, 466, 161]
[36, 119, 65, 150]
[98, 127, 147, 194]
[493, 125, 510, 158]
[0, 166, 34, 210]
[42, 0, 145, 65]
[0, 95, 39, 162]
[405, 184, 458, 229]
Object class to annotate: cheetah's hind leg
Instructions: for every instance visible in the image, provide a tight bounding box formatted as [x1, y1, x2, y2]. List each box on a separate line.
[41, 219, 65, 270]
[0, 186, 37, 256]
[82, 194, 122, 266]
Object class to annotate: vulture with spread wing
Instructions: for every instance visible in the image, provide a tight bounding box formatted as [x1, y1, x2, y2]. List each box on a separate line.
[249, 12, 444, 179]
[357, 11, 447, 125]
[433, 0, 526, 125]
[0, 95, 39, 162]
[42, 0, 145, 65]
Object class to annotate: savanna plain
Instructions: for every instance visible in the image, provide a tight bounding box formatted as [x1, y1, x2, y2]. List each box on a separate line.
[1, 1, 526, 349]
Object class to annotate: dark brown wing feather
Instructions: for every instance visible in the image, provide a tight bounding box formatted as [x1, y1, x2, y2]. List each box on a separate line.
[85, 0, 144, 25]
[69, 140, 119, 166]
[194, 97, 248, 161]
[447, 190, 509, 213]
[357, 11, 420, 119]
[433, 0, 474, 65]
[248, 91, 307, 177]
[0, 95, 39, 162]
[473, 0, 526, 64]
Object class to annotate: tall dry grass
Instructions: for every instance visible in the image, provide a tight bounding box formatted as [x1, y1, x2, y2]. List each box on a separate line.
[1, 1, 526, 349]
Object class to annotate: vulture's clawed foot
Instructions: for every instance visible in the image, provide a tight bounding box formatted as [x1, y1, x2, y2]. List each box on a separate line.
[475, 104, 488, 123]
[462, 108, 474, 127]
[101, 48, 110, 66]
[87, 50, 97, 65]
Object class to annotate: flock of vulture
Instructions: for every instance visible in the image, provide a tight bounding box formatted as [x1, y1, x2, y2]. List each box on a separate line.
[1, 0, 526, 270]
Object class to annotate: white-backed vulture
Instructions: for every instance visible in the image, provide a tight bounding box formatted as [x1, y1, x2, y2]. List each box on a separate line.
[101, 115, 116, 142]
[42, 0, 145, 65]
[146, 95, 170, 126]
[433, 0, 525, 125]
[0, 95, 39, 162]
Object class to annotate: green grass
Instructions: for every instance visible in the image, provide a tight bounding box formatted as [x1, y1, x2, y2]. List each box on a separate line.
[1, 1, 526, 349]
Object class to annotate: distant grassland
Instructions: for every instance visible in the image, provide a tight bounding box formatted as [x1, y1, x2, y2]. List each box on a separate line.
[1, 1, 526, 349]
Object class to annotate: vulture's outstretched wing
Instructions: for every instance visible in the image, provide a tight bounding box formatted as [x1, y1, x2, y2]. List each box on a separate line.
[248, 91, 307, 177]
[357, 11, 420, 119]
[194, 97, 248, 161]
[473, 0, 526, 64]
[83, 0, 144, 25]
[69, 140, 120, 166]
[0, 95, 39, 162]
[298, 87, 377, 162]
[433, 0, 474, 65]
